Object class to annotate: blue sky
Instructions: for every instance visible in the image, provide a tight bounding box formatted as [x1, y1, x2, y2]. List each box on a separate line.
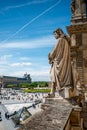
[0, 0, 71, 81]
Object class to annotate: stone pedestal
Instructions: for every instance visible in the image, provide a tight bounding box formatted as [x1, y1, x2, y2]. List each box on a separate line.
[67, 24, 87, 87]
[70, 106, 83, 130]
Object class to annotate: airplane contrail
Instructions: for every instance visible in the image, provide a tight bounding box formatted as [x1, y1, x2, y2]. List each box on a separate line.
[1, 0, 62, 43]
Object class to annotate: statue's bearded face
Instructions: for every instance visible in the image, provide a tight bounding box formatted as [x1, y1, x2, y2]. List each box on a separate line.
[54, 32, 60, 39]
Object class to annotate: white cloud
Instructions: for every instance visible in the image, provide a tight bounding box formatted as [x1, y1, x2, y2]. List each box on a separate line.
[8, 69, 50, 81]
[20, 57, 30, 61]
[0, 63, 50, 81]
[0, 54, 13, 60]
[0, 67, 7, 73]
[0, 55, 13, 65]
[0, 37, 52, 81]
[10, 62, 32, 67]
[0, 35, 55, 49]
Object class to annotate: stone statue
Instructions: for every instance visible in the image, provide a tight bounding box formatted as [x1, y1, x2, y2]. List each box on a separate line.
[71, 34, 76, 46]
[46, 28, 74, 98]
[81, 0, 87, 14]
[71, 0, 81, 16]
[71, 0, 75, 15]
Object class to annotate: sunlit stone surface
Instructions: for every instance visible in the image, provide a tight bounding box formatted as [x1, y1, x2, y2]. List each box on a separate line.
[18, 98, 72, 130]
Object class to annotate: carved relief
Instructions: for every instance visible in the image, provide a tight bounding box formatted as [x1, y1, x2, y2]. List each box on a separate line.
[81, 0, 86, 14]
[71, 0, 81, 16]
[71, 0, 75, 15]
[71, 0, 87, 23]
[75, 0, 81, 15]
[71, 34, 76, 46]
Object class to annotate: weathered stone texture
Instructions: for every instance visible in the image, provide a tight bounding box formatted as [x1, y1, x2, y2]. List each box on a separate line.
[18, 98, 72, 130]
[82, 33, 87, 46]
[67, 23, 87, 86]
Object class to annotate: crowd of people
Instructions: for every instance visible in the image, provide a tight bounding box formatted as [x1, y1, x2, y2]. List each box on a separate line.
[0, 88, 45, 103]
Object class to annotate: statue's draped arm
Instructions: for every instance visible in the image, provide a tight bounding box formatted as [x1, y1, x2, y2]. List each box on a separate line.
[48, 38, 63, 64]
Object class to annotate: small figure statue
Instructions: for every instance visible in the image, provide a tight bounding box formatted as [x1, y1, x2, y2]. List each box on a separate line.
[71, 0, 85, 16]
[71, 0, 75, 15]
[71, 34, 76, 47]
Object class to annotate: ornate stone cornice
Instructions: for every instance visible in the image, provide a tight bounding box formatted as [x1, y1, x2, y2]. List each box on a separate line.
[67, 24, 87, 35]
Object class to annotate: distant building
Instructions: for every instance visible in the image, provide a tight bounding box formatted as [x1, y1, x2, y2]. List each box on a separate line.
[0, 73, 32, 88]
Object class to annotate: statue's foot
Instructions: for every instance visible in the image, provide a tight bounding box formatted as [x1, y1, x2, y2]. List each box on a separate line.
[44, 93, 55, 98]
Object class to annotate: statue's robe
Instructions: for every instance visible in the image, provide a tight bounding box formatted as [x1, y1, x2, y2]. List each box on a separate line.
[49, 36, 74, 90]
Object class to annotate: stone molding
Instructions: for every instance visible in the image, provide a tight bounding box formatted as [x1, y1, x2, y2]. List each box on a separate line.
[67, 24, 87, 35]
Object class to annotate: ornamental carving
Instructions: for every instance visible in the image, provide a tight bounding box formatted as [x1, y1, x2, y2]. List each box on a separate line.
[67, 24, 87, 35]
[71, 34, 76, 46]
[71, 0, 81, 15]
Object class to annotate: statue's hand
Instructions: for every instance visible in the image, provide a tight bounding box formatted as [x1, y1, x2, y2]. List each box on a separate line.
[48, 53, 52, 64]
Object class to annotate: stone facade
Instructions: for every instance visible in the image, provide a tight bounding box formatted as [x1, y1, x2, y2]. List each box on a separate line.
[67, 17, 87, 87]
[68, 0, 87, 88]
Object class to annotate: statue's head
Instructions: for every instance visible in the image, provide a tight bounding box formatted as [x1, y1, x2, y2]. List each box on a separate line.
[53, 28, 64, 39]
[53, 28, 64, 35]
